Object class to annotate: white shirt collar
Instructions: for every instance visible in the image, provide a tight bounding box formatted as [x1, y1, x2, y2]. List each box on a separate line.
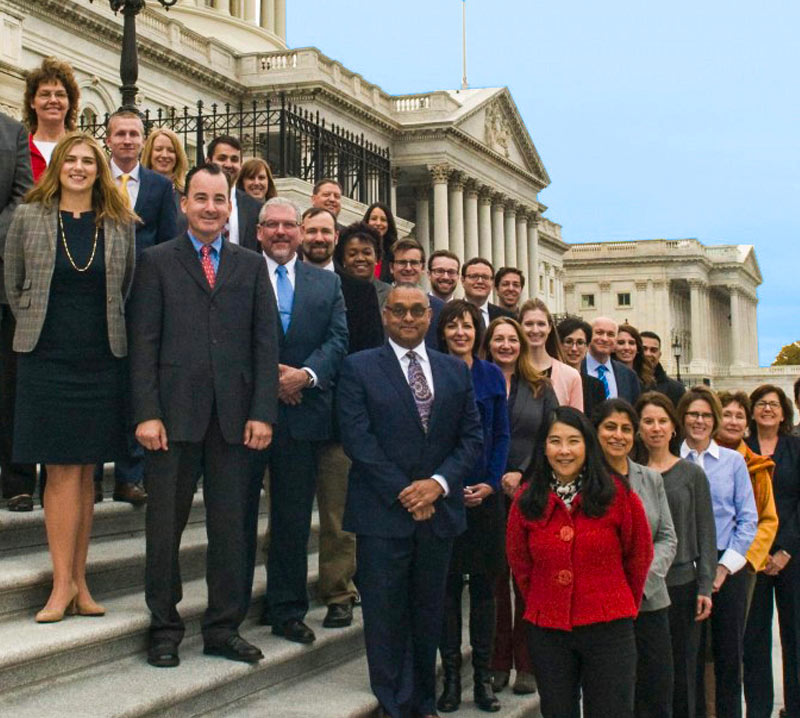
[110, 159, 140, 182]
[388, 338, 428, 364]
[264, 252, 298, 277]
[680, 439, 720, 461]
[318, 259, 336, 272]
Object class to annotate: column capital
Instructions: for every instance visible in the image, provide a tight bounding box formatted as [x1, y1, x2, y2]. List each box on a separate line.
[564, 282, 575, 293]
[464, 178, 480, 197]
[448, 170, 466, 192]
[429, 164, 451, 184]
[635, 280, 648, 291]
[599, 281, 611, 291]
[687, 278, 708, 290]
[504, 201, 519, 217]
[478, 185, 494, 204]
[491, 191, 507, 207]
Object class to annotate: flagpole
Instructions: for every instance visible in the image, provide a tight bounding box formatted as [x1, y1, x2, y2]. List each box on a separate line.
[461, 0, 468, 89]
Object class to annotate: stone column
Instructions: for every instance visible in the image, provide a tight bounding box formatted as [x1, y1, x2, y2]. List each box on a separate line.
[274, 0, 286, 38]
[430, 165, 450, 252]
[598, 280, 611, 315]
[261, 0, 275, 30]
[729, 287, 745, 367]
[516, 212, 529, 300]
[448, 172, 465, 261]
[635, 281, 649, 330]
[414, 185, 431, 257]
[528, 213, 539, 299]
[688, 279, 708, 373]
[748, 297, 759, 365]
[491, 195, 506, 271]
[504, 203, 517, 269]
[390, 168, 399, 216]
[243, 0, 257, 21]
[464, 181, 480, 261]
[217, 0, 231, 14]
[478, 187, 493, 260]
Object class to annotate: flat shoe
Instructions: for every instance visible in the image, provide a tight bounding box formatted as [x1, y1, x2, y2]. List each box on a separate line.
[148, 639, 179, 667]
[8, 494, 33, 512]
[323, 601, 353, 628]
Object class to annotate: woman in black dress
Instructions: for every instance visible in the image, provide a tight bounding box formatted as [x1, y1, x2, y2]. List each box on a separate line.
[4, 132, 135, 622]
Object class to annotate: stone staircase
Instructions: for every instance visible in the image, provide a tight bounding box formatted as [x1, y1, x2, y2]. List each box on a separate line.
[0, 476, 541, 717]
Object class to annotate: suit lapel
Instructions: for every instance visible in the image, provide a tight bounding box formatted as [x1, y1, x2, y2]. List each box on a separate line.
[510, 377, 532, 434]
[426, 351, 448, 433]
[175, 235, 212, 294]
[211, 239, 237, 295]
[133, 169, 149, 215]
[284, 261, 310, 341]
[44, 205, 58, 256]
[379, 344, 425, 433]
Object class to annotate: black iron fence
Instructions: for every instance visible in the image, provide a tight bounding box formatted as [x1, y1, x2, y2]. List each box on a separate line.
[79, 94, 391, 206]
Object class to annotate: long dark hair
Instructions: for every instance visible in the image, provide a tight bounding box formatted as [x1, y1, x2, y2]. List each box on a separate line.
[518, 406, 617, 520]
[363, 202, 398, 281]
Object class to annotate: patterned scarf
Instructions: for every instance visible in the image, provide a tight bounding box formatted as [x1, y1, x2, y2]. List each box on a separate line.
[550, 472, 582, 508]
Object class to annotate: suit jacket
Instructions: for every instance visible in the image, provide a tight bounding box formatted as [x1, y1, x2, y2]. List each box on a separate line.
[133, 166, 178, 256]
[5, 203, 134, 357]
[128, 234, 279, 444]
[338, 343, 483, 539]
[507, 378, 559, 474]
[582, 373, 606, 419]
[0, 114, 33, 304]
[580, 356, 642, 404]
[334, 262, 383, 354]
[488, 302, 515, 322]
[235, 189, 262, 253]
[274, 260, 349, 441]
[424, 293, 446, 349]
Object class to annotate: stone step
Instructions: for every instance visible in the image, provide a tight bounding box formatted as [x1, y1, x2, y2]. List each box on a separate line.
[0, 553, 322, 693]
[0, 600, 364, 718]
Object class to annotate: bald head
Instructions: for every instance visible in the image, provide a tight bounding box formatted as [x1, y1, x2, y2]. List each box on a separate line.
[383, 284, 431, 349]
[590, 316, 618, 362]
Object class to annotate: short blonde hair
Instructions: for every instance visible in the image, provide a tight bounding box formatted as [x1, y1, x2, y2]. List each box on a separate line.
[142, 128, 188, 192]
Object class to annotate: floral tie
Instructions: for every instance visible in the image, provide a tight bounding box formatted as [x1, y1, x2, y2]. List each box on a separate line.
[406, 350, 433, 431]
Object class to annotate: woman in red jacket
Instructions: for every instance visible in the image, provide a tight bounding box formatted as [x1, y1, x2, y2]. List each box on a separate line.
[506, 406, 654, 718]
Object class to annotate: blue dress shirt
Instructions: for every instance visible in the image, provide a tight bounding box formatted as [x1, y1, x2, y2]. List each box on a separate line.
[586, 352, 619, 399]
[188, 232, 222, 273]
[680, 439, 758, 573]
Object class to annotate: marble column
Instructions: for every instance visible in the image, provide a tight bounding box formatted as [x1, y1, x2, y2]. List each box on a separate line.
[504, 203, 517, 269]
[261, 0, 275, 30]
[478, 187, 493, 260]
[430, 165, 450, 252]
[464, 181, 480, 261]
[390, 168, 398, 216]
[516, 212, 529, 300]
[729, 287, 745, 367]
[491, 195, 506, 271]
[448, 172, 465, 261]
[414, 185, 431, 257]
[217, 0, 231, 14]
[274, 0, 286, 38]
[688, 279, 708, 372]
[528, 214, 539, 299]
[635, 281, 649, 330]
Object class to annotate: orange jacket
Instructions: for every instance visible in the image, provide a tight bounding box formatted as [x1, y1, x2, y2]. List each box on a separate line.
[738, 441, 779, 571]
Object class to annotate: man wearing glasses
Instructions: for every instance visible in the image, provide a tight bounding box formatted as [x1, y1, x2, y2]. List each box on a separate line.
[427, 250, 461, 302]
[460, 257, 514, 330]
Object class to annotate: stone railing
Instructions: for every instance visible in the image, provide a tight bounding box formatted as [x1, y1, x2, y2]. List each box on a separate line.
[394, 95, 432, 112]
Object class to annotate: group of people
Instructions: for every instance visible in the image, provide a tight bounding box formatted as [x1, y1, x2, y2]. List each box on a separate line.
[1, 56, 800, 718]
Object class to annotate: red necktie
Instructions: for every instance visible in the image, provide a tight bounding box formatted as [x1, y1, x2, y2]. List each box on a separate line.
[200, 245, 216, 289]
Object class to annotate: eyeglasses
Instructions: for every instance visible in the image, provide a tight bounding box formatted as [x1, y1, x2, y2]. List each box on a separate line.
[259, 220, 298, 230]
[36, 91, 68, 101]
[754, 400, 782, 410]
[685, 411, 714, 422]
[464, 273, 492, 282]
[385, 304, 429, 318]
[430, 268, 459, 277]
[562, 338, 586, 348]
[393, 259, 422, 269]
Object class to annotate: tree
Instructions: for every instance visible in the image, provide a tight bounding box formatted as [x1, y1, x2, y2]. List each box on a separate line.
[773, 342, 800, 365]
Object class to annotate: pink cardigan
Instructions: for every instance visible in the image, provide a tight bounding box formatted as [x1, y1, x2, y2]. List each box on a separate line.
[549, 360, 583, 411]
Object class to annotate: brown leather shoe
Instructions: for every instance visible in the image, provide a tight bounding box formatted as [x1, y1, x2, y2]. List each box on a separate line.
[113, 482, 147, 505]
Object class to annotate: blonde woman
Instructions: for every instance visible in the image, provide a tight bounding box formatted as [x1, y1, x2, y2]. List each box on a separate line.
[5, 132, 136, 622]
[141, 127, 188, 194]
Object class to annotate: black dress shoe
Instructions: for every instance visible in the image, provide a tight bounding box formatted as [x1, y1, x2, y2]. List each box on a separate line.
[203, 634, 264, 663]
[272, 618, 316, 644]
[7, 494, 33, 512]
[323, 602, 353, 628]
[147, 639, 180, 667]
[113, 482, 147, 505]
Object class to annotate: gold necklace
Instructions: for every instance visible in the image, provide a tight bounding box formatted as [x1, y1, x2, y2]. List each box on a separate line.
[59, 211, 98, 273]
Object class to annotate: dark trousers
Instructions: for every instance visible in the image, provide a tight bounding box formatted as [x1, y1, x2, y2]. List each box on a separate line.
[634, 607, 674, 718]
[357, 524, 453, 718]
[440, 572, 495, 671]
[527, 618, 637, 718]
[668, 580, 702, 718]
[492, 560, 532, 673]
[744, 560, 800, 718]
[144, 411, 261, 645]
[0, 306, 36, 498]
[696, 567, 747, 718]
[257, 427, 320, 626]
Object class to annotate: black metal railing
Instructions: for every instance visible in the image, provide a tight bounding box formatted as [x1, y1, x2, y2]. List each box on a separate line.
[79, 94, 391, 205]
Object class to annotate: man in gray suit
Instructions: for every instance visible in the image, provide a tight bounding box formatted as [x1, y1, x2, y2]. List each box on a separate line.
[0, 113, 35, 512]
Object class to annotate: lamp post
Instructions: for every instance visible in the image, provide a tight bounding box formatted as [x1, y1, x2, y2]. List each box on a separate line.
[89, 0, 178, 111]
[672, 337, 683, 384]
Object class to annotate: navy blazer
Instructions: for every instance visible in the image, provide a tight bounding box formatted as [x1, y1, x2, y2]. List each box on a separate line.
[337, 343, 483, 539]
[235, 189, 262, 253]
[424, 293, 446, 349]
[468, 358, 510, 491]
[580, 356, 641, 405]
[275, 260, 349, 441]
[133, 166, 178, 256]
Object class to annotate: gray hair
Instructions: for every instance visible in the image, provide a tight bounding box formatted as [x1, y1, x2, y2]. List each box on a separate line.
[259, 196, 301, 224]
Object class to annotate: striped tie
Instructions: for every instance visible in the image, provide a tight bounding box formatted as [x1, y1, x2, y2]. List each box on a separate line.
[597, 364, 611, 398]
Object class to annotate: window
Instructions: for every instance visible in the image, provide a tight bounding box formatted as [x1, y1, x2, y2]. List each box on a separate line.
[617, 292, 631, 307]
[549, 278, 555, 295]
[581, 294, 595, 309]
[538, 275, 544, 291]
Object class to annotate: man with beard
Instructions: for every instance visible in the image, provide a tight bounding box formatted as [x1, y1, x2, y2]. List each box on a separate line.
[640, 331, 685, 406]
[427, 250, 460, 303]
[494, 267, 525, 316]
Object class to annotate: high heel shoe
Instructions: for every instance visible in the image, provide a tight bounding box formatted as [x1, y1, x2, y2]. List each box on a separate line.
[69, 598, 106, 617]
[35, 588, 78, 623]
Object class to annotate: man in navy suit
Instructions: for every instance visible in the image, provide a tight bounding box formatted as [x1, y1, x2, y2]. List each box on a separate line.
[337, 284, 482, 718]
[253, 197, 349, 645]
[104, 110, 178, 505]
[461, 257, 515, 329]
[581, 316, 642, 404]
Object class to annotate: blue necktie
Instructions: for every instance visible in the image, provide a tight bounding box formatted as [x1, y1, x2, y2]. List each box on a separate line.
[597, 364, 611, 398]
[275, 264, 293, 333]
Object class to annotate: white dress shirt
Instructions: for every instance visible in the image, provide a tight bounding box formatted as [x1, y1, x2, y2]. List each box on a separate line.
[110, 159, 141, 209]
[477, 299, 490, 330]
[227, 186, 240, 245]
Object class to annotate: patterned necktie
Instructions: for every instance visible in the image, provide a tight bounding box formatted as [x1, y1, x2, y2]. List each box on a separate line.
[406, 350, 433, 431]
[597, 363, 611, 398]
[275, 264, 294, 333]
[200, 245, 216, 289]
[119, 174, 132, 209]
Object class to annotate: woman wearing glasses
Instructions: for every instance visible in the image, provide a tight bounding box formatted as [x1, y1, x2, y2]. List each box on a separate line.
[743, 385, 800, 718]
[677, 386, 757, 718]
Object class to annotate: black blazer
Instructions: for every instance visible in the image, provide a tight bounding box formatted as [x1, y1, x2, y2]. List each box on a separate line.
[488, 303, 515, 322]
[133, 167, 178, 256]
[337, 343, 483, 539]
[334, 263, 383, 354]
[506, 378, 559, 474]
[580, 356, 642, 405]
[425, 293, 446, 349]
[582, 373, 607, 419]
[235, 189, 262, 253]
[128, 235, 279, 444]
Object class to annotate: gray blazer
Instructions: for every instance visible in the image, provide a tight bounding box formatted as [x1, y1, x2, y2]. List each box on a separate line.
[0, 113, 34, 304]
[4, 203, 135, 357]
[628, 458, 678, 612]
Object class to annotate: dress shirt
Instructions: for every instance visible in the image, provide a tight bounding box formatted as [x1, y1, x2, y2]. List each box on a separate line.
[226, 186, 240, 245]
[387, 337, 448, 497]
[585, 352, 619, 398]
[187, 232, 222, 273]
[680, 439, 758, 573]
[32, 139, 56, 167]
[319, 260, 335, 272]
[263, 252, 317, 387]
[477, 299, 490, 330]
[110, 159, 140, 208]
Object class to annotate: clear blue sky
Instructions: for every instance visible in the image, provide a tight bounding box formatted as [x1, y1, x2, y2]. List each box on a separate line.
[288, 0, 797, 366]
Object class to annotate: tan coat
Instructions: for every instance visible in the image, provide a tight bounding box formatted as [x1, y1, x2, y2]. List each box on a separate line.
[4, 202, 135, 357]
